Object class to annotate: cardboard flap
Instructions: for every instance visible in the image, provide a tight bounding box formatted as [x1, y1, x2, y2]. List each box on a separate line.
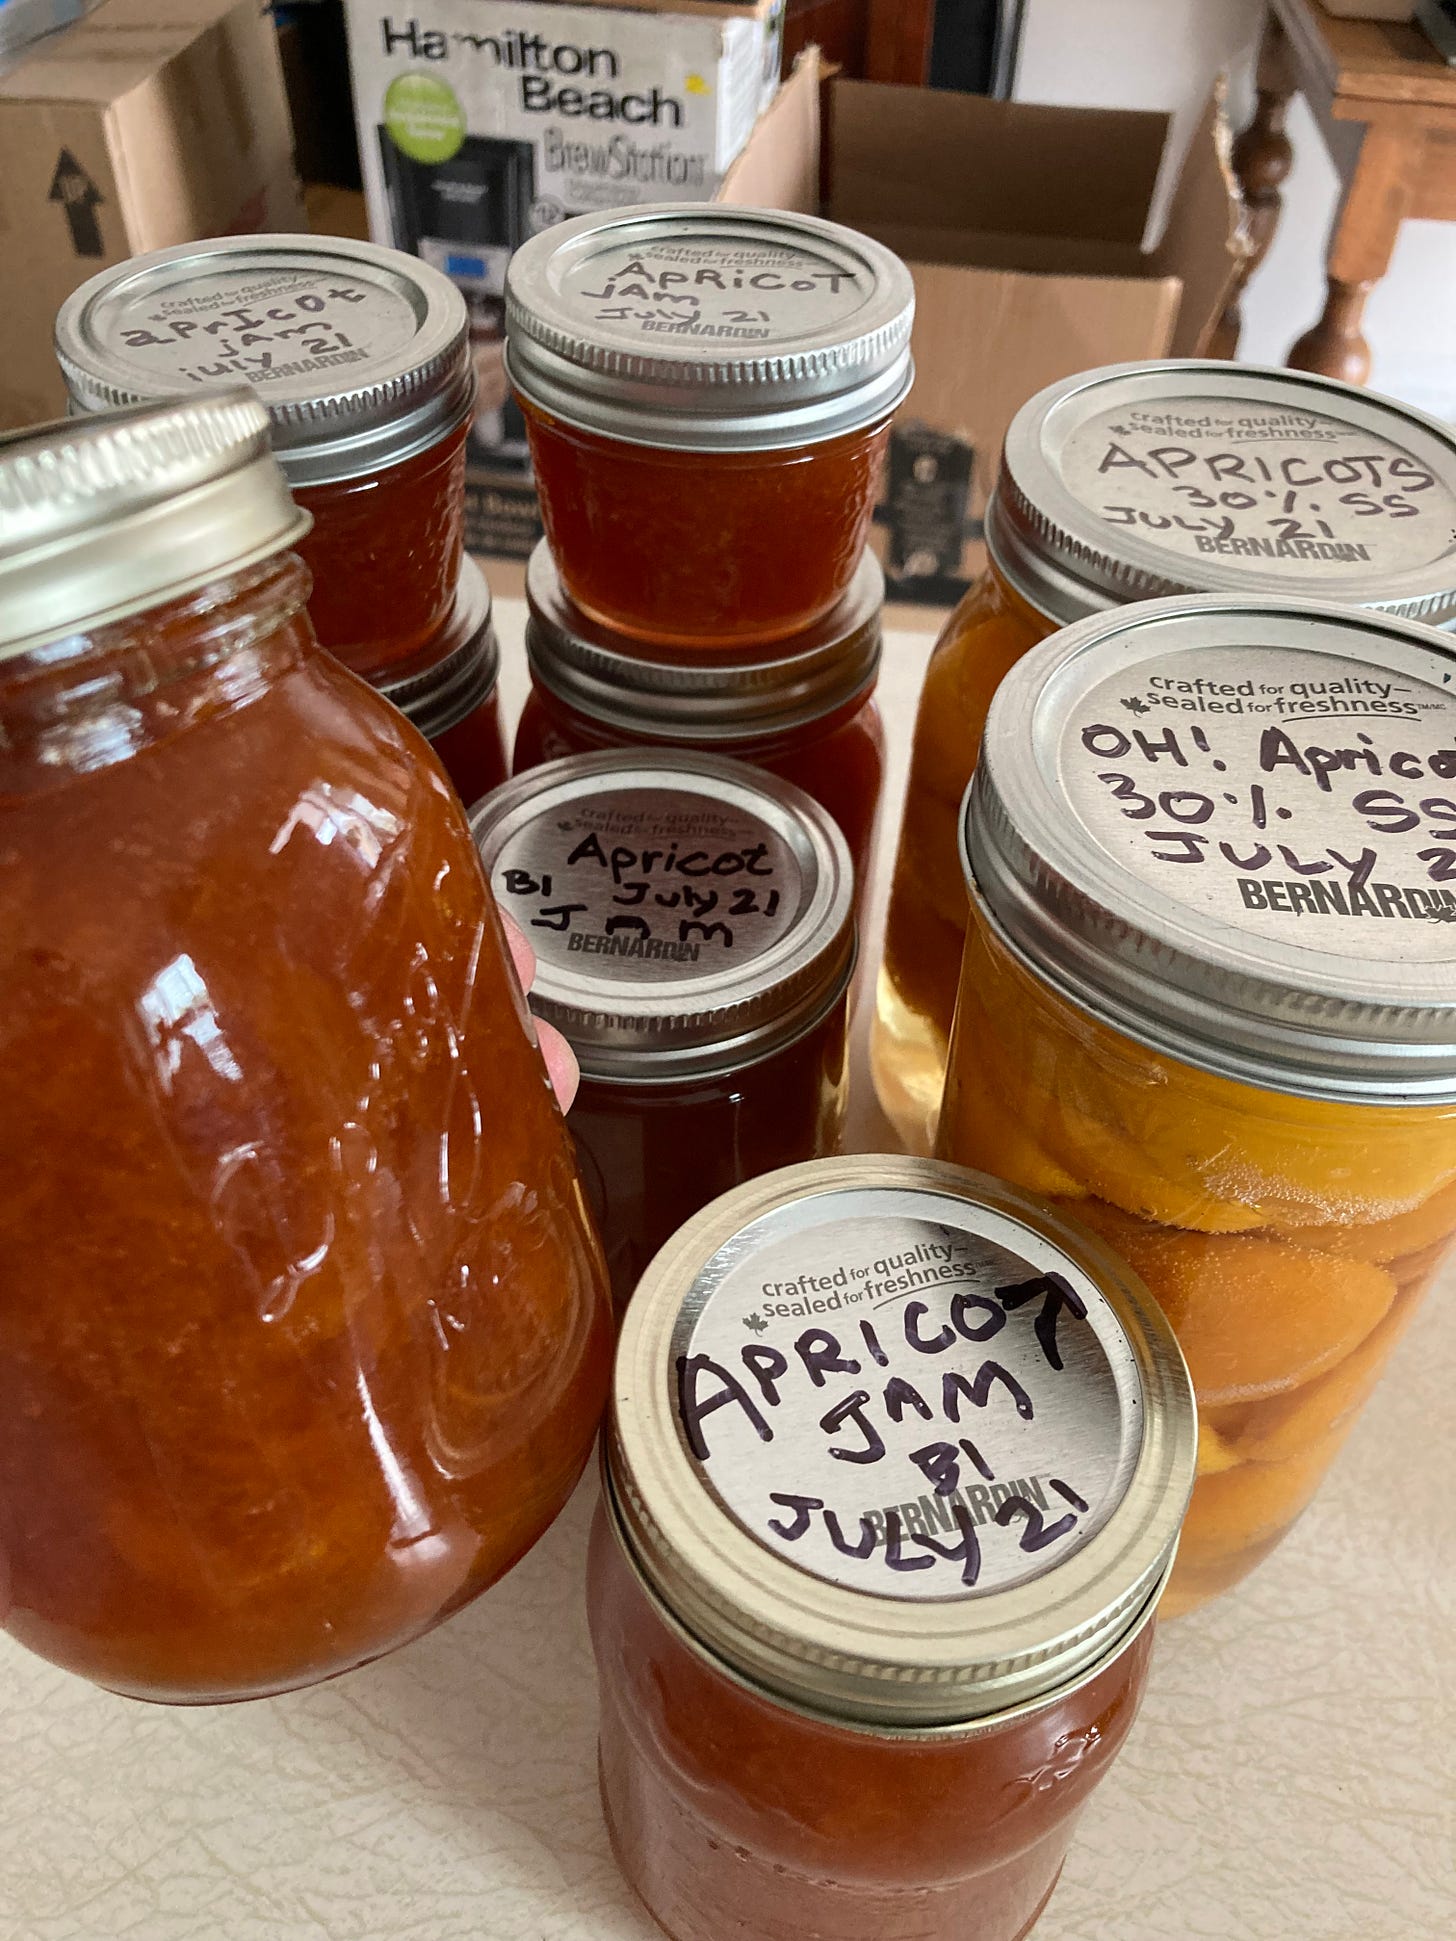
[0, 0, 247, 104]
[853, 219, 1150, 281]
[830, 80, 1171, 247]
[1151, 84, 1248, 357]
[719, 45, 820, 214]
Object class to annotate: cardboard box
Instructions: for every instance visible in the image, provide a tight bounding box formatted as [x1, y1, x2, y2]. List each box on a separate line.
[339, 23, 815, 562]
[0, 0, 306, 432]
[825, 80, 1245, 605]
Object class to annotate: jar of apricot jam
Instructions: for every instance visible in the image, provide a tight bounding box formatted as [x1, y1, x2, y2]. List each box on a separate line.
[504, 204, 914, 651]
[938, 592, 1456, 1613]
[875, 361, 1456, 1152]
[515, 542, 886, 894]
[55, 236, 473, 681]
[0, 396, 611, 1703]
[594, 1155, 1195, 1941]
[471, 752, 855, 1304]
[378, 557, 506, 808]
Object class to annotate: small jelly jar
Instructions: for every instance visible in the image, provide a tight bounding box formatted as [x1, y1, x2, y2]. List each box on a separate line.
[472, 751, 855, 1304]
[937, 591, 1456, 1613]
[0, 396, 611, 1703]
[873, 360, 1456, 1153]
[55, 235, 473, 681]
[514, 542, 886, 896]
[378, 557, 506, 808]
[504, 204, 914, 651]
[594, 1155, 1196, 1941]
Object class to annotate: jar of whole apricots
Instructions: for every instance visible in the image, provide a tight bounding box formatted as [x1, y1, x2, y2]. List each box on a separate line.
[594, 1155, 1195, 1941]
[55, 237, 473, 682]
[937, 591, 1456, 1613]
[504, 204, 914, 651]
[876, 361, 1456, 1152]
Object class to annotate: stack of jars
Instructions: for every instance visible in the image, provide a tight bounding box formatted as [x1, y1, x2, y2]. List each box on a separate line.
[54, 236, 510, 805]
[468, 204, 917, 1300]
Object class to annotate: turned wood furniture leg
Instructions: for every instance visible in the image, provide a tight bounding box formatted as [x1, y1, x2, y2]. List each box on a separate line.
[1211, 16, 1295, 361]
[1287, 121, 1416, 385]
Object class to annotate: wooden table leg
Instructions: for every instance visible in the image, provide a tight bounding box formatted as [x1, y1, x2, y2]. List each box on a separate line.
[1287, 120, 1416, 385]
[1210, 13, 1295, 361]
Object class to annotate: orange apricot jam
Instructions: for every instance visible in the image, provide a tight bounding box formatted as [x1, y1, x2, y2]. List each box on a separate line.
[0, 399, 611, 1702]
[378, 558, 507, 809]
[875, 361, 1456, 1152]
[938, 593, 1456, 1611]
[514, 543, 886, 898]
[56, 236, 474, 681]
[505, 204, 913, 650]
[472, 752, 855, 1305]
[596, 1158, 1195, 1941]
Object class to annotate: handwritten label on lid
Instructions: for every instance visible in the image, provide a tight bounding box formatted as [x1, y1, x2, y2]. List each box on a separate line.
[1061, 645, 1456, 961]
[1059, 398, 1456, 579]
[673, 1205, 1142, 1601]
[102, 268, 421, 400]
[491, 787, 804, 984]
[558, 232, 874, 349]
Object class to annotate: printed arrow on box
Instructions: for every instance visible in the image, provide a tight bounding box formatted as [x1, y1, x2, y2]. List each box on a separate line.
[48, 149, 104, 258]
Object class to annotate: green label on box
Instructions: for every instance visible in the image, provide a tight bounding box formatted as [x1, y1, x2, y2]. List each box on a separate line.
[383, 73, 467, 165]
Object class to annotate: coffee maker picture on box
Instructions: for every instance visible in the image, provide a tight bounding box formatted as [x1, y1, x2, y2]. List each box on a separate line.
[343, 0, 784, 549]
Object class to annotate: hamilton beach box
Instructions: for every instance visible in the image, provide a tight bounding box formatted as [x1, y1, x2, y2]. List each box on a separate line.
[343, 0, 789, 557]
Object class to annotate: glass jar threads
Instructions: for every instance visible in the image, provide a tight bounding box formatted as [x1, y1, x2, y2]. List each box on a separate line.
[504, 203, 914, 650]
[55, 235, 473, 681]
[0, 397, 611, 1703]
[593, 1155, 1195, 1941]
[515, 542, 886, 894]
[937, 592, 1456, 1612]
[875, 360, 1456, 1151]
[378, 557, 507, 808]
[471, 751, 855, 1304]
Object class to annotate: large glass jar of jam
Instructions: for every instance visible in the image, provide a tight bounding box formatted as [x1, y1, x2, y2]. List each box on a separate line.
[472, 752, 855, 1305]
[876, 361, 1456, 1152]
[514, 541, 886, 895]
[594, 1155, 1196, 1941]
[378, 557, 506, 809]
[937, 592, 1456, 1613]
[504, 204, 914, 651]
[55, 236, 473, 681]
[0, 396, 612, 1703]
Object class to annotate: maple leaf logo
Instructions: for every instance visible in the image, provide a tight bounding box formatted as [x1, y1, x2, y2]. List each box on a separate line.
[1121, 696, 1152, 715]
[743, 1312, 768, 1333]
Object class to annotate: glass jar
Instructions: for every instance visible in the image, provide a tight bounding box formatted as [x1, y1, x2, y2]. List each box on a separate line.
[937, 592, 1456, 1613]
[875, 361, 1456, 1152]
[505, 204, 914, 650]
[595, 1156, 1196, 1941]
[471, 752, 855, 1305]
[0, 397, 612, 1703]
[515, 542, 886, 896]
[55, 236, 473, 681]
[378, 556, 506, 809]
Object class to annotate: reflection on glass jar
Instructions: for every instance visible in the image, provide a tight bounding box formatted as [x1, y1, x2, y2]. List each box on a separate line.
[938, 591, 1456, 1611]
[56, 235, 474, 680]
[0, 398, 612, 1702]
[514, 542, 886, 900]
[505, 204, 913, 650]
[876, 361, 1456, 1152]
[594, 1157, 1195, 1941]
[378, 556, 507, 809]
[472, 751, 855, 1305]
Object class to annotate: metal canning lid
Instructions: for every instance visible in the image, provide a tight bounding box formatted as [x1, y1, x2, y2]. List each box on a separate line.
[0, 394, 310, 661]
[469, 750, 854, 1081]
[525, 542, 883, 740]
[504, 203, 915, 452]
[969, 593, 1456, 1103]
[377, 557, 498, 739]
[607, 1155, 1195, 1730]
[55, 236, 472, 489]
[986, 360, 1456, 627]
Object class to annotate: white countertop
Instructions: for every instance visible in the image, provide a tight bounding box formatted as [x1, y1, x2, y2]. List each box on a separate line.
[4, 592, 1452, 1941]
